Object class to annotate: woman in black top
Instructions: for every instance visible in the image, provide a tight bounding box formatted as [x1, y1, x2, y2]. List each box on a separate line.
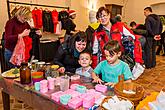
[53, 31, 88, 74]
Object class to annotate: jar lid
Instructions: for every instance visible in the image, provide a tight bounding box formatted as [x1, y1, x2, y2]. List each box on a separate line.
[32, 59, 38, 63]
[37, 61, 45, 65]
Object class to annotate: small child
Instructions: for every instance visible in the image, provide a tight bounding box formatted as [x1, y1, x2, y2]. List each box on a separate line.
[76, 52, 93, 78]
[92, 40, 133, 87]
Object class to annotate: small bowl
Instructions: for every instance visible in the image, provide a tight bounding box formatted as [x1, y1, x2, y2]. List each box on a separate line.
[32, 77, 44, 83]
[32, 72, 44, 78]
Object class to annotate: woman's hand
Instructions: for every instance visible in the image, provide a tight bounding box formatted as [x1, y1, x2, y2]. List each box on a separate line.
[154, 35, 161, 40]
[35, 30, 42, 36]
[19, 29, 30, 37]
[104, 82, 116, 88]
[57, 67, 65, 73]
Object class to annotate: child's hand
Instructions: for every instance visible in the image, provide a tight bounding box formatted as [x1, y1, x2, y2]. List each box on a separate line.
[105, 82, 116, 88]
[92, 77, 104, 84]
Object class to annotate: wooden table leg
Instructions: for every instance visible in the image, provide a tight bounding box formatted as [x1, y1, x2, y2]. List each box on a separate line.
[2, 91, 10, 110]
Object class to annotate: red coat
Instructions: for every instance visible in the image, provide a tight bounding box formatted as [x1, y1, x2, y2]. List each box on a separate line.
[91, 25, 109, 68]
[111, 22, 143, 64]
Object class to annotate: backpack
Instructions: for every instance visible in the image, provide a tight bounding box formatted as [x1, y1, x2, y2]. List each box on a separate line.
[121, 33, 135, 70]
[121, 34, 134, 59]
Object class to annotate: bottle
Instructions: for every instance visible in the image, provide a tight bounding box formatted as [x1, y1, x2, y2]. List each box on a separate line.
[20, 62, 31, 84]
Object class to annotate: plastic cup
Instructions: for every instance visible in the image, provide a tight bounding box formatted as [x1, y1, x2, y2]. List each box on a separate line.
[34, 82, 40, 91]
[60, 75, 70, 91]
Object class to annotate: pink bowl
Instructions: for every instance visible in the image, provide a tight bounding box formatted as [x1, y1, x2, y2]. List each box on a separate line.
[32, 77, 44, 83]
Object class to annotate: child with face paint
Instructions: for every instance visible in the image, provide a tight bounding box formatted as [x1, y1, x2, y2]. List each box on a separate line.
[92, 40, 133, 87]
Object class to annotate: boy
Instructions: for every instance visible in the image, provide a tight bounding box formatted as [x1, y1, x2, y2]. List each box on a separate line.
[76, 52, 93, 78]
[92, 40, 133, 87]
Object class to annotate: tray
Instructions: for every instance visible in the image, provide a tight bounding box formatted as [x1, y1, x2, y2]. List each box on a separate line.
[2, 68, 20, 79]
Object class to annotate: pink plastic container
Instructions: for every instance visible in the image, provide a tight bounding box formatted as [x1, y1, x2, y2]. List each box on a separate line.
[95, 84, 107, 93]
[48, 78, 55, 90]
[68, 97, 83, 109]
[93, 91, 102, 101]
[83, 95, 95, 108]
[40, 80, 48, 93]
[51, 91, 64, 102]
[70, 84, 79, 90]
[64, 89, 81, 98]
[86, 89, 96, 93]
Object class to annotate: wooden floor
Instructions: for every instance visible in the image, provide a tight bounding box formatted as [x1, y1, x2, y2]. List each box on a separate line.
[0, 55, 165, 110]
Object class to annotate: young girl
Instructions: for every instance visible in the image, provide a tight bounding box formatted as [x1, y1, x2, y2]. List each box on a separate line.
[92, 40, 133, 87]
[76, 52, 93, 78]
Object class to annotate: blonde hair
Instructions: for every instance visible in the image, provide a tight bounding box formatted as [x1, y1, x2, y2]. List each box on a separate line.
[14, 6, 32, 20]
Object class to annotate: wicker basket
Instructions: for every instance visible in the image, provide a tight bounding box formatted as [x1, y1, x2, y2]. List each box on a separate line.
[100, 96, 134, 110]
[114, 75, 145, 106]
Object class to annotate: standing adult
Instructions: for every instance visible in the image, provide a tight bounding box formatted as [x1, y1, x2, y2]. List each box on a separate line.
[144, 7, 163, 69]
[4, 6, 42, 68]
[91, 6, 111, 68]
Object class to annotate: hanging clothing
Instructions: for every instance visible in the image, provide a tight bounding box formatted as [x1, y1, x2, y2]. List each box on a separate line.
[52, 10, 59, 33]
[55, 21, 62, 34]
[32, 8, 43, 29]
[42, 10, 54, 33]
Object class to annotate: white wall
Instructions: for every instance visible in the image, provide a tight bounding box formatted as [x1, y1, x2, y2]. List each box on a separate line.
[1, 0, 165, 38]
[123, 0, 165, 26]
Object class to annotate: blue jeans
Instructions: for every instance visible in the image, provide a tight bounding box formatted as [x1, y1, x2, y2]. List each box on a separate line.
[4, 48, 16, 68]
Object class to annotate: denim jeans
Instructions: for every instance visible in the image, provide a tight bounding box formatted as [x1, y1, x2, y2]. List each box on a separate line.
[4, 48, 16, 68]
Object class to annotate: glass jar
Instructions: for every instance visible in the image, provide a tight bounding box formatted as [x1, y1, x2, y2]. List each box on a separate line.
[31, 59, 38, 71]
[36, 61, 46, 78]
[20, 62, 31, 84]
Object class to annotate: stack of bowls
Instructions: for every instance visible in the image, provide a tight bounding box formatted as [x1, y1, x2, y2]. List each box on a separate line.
[32, 72, 44, 83]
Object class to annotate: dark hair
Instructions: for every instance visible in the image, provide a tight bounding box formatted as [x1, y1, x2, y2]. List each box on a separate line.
[115, 15, 121, 22]
[144, 7, 152, 12]
[96, 6, 110, 19]
[130, 21, 136, 27]
[74, 31, 87, 42]
[79, 51, 92, 59]
[104, 40, 121, 54]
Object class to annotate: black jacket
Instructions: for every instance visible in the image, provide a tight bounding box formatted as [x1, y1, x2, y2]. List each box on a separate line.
[85, 25, 95, 53]
[53, 36, 81, 73]
[145, 14, 163, 37]
[61, 18, 76, 35]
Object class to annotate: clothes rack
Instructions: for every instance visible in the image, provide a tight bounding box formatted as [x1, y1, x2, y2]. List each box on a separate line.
[7, 0, 70, 18]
